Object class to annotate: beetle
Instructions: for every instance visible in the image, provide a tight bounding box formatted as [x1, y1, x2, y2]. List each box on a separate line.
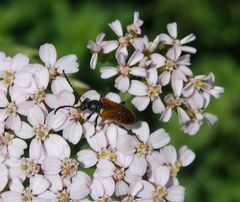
[55, 71, 141, 141]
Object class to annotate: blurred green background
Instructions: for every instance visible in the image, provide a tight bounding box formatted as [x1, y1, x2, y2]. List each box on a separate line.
[0, 0, 239, 201]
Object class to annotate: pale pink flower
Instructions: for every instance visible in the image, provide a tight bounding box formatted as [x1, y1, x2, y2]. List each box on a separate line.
[127, 11, 143, 36]
[0, 163, 8, 192]
[5, 157, 41, 181]
[96, 158, 132, 197]
[43, 171, 91, 201]
[1, 175, 50, 201]
[45, 90, 83, 144]
[107, 12, 143, 57]
[77, 130, 118, 168]
[131, 35, 161, 60]
[16, 105, 70, 163]
[0, 53, 31, 92]
[160, 94, 190, 125]
[138, 167, 185, 202]
[183, 72, 224, 108]
[0, 127, 27, 161]
[100, 51, 145, 92]
[0, 88, 29, 132]
[90, 176, 115, 201]
[157, 46, 192, 97]
[87, 33, 118, 69]
[121, 181, 143, 202]
[39, 43, 79, 94]
[117, 121, 170, 183]
[160, 145, 195, 176]
[129, 68, 165, 113]
[42, 156, 79, 186]
[159, 22, 197, 54]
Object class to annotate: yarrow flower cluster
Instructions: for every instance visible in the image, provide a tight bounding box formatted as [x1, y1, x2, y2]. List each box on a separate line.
[88, 11, 224, 135]
[0, 12, 223, 202]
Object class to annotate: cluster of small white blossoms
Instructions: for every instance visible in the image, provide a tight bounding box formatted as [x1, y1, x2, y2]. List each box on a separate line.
[0, 12, 223, 202]
[0, 43, 195, 202]
[87, 12, 224, 135]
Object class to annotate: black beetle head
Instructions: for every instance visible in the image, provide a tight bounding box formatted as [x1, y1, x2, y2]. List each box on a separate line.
[80, 98, 91, 110]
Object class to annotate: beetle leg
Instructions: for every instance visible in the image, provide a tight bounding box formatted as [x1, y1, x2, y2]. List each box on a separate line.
[94, 115, 99, 128]
[86, 112, 95, 121]
[114, 123, 143, 143]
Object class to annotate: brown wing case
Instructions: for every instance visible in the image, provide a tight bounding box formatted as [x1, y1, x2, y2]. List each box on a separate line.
[100, 97, 135, 124]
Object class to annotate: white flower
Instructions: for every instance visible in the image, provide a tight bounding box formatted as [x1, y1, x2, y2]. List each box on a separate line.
[0, 163, 8, 192]
[107, 12, 143, 57]
[96, 158, 131, 197]
[138, 168, 185, 202]
[0, 88, 29, 132]
[127, 11, 143, 36]
[129, 68, 165, 113]
[6, 157, 40, 181]
[157, 46, 192, 97]
[160, 94, 190, 125]
[16, 105, 70, 163]
[1, 175, 50, 201]
[131, 35, 160, 59]
[183, 73, 224, 108]
[160, 145, 195, 176]
[0, 127, 27, 161]
[0, 53, 31, 92]
[100, 51, 145, 92]
[77, 130, 118, 168]
[87, 33, 118, 70]
[42, 156, 79, 186]
[159, 22, 197, 54]
[46, 90, 83, 144]
[39, 43, 79, 94]
[90, 176, 115, 201]
[121, 181, 143, 201]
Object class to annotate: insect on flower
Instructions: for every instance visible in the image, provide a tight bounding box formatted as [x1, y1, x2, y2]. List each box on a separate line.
[55, 71, 138, 139]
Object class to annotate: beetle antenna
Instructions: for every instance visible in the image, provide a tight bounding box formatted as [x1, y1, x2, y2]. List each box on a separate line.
[54, 105, 79, 114]
[62, 70, 80, 101]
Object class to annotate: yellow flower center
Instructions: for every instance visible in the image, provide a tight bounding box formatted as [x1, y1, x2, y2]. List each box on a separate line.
[3, 70, 14, 86]
[118, 65, 130, 76]
[165, 59, 176, 71]
[147, 83, 161, 99]
[33, 88, 46, 103]
[61, 158, 79, 177]
[6, 102, 17, 115]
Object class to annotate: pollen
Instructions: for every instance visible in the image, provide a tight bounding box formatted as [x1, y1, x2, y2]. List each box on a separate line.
[3, 70, 14, 86]
[33, 88, 46, 103]
[195, 81, 204, 87]
[118, 36, 129, 46]
[0, 132, 14, 146]
[170, 162, 182, 175]
[147, 83, 161, 99]
[48, 68, 58, 79]
[113, 167, 125, 181]
[6, 102, 17, 115]
[21, 188, 33, 202]
[136, 143, 152, 156]
[109, 152, 116, 160]
[68, 107, 82, 122]
[61, 158, 79, 178]
[165, 59, 176, 71]
[57, 189, 69, 202]
[164, 94, 182, 109]
[33, 125, 49, 140]
[118, 65, 130, 76]
[100, 150, 107, 157]
[20, 158, 40, 177]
